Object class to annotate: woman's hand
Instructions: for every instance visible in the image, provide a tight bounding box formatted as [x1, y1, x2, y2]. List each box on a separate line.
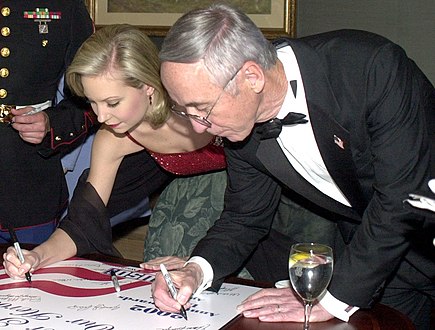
[3, 246, 41, 279]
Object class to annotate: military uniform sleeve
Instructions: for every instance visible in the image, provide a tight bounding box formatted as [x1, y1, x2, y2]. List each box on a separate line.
[38, 97, 97, 158]
[37, 0, 95, 157]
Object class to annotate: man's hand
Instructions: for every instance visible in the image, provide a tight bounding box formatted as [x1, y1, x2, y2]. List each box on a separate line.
[11, 107, 50, 144]
[152, 262, 203, 313]
[236, 287, 334, 323]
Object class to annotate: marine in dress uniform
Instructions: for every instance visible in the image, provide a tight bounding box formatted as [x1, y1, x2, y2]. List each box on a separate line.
[0, 0, 94, 243]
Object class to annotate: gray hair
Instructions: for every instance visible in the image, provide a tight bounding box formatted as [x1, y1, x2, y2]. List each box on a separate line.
[159, 3, 277, 87]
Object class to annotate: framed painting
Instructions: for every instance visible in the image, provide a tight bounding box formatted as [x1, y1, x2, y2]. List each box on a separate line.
[85, 0, 296, 38]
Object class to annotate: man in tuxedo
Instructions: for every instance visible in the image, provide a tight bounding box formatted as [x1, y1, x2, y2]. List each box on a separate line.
[151, 3, 435, 328]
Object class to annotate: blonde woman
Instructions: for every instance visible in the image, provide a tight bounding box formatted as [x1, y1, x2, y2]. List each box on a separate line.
[3, 24, 226, 277]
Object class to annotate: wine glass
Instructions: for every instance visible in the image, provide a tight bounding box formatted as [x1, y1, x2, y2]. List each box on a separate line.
[289, 243, 333, 330]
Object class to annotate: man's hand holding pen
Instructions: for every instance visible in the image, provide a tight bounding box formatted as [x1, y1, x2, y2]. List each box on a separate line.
[152, 263, 204, 319]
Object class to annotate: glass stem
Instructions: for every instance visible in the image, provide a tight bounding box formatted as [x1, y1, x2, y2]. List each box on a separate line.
[303, 301, 313, 330]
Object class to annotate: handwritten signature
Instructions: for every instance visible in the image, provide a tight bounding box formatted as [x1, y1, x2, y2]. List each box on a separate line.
[67, 304, 120, 312]
[0, 294, 41, 303]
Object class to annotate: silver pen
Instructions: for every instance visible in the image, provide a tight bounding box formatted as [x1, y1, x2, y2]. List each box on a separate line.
[160, 264, 188, 320]
[110, 269, 121, 292]
[8, 227, 31, 283]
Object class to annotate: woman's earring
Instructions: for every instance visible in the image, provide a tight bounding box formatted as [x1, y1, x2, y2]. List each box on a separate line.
[149, 95, 153, 105]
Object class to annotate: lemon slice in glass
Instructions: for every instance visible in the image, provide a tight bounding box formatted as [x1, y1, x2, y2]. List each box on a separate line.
[289, 252, 311, 267]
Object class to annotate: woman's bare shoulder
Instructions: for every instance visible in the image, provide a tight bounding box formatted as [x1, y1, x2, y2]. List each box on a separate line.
[93, 125, 143, 157]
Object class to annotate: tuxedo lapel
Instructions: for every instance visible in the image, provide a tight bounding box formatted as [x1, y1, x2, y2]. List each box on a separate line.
[291, 40, 368, 216]
[256, 138, 361, 221]
[254, 39, 367, 219]
[308, 102, 367, 216]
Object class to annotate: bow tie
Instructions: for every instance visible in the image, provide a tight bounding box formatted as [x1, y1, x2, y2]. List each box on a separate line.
[257, 112, 308, 140]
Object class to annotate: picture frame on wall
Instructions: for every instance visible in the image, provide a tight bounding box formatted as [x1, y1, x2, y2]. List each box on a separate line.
[85, 0, 296, 38]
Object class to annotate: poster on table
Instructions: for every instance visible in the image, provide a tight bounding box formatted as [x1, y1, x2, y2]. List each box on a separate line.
[0, 258, 260, 329]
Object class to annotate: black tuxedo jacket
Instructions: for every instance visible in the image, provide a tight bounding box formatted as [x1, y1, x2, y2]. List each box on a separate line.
[191, 30, 435, 307]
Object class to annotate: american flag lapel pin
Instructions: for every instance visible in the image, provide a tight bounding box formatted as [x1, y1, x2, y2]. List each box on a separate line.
[333, 134, 345, 149]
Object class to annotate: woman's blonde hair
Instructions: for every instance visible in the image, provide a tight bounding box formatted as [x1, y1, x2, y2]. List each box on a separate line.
[66, 24, 170, 126]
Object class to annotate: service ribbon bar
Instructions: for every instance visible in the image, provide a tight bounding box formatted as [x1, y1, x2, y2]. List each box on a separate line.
[23, 8, 61, 20]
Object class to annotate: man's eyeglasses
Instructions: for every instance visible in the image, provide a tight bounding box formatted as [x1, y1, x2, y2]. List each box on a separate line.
[171, 68, 240, 128]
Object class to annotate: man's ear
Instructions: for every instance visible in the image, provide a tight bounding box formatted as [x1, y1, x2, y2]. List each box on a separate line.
[242, 61, 265, 93]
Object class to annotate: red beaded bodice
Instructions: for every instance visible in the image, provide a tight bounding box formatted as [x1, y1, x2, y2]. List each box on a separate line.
[125, 133, 226, 175]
